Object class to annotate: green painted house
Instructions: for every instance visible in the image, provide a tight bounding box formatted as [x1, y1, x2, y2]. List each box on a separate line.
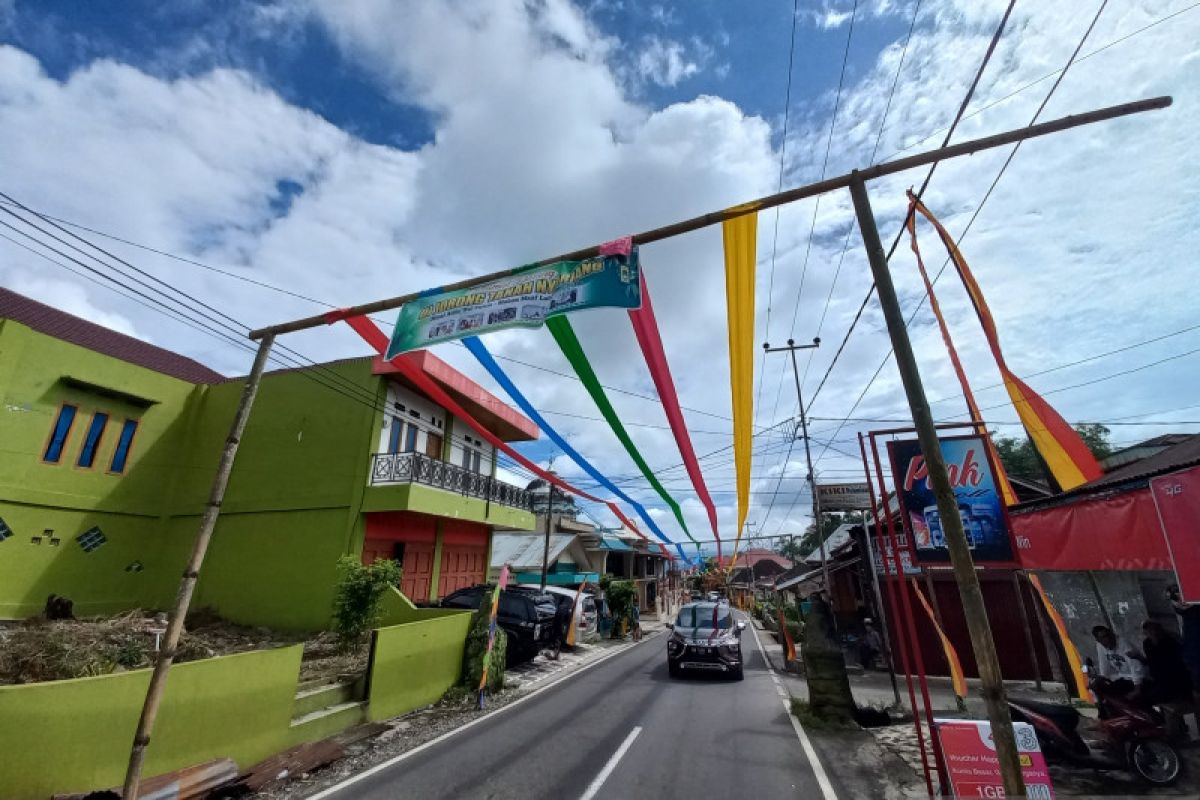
[0, 288, 538, 630]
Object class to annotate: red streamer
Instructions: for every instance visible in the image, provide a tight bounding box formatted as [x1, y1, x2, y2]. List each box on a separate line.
[628, 274, 721, 559]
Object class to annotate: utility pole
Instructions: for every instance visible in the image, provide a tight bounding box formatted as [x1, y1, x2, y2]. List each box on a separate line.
[123, 334, 276, 800]
[764, 338, 830, 595]
[848, 172, 1025, 798]
[539, 483, 557, 591]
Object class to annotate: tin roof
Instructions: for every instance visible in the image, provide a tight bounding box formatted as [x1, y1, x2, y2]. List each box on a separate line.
[0, 287, 226, 384]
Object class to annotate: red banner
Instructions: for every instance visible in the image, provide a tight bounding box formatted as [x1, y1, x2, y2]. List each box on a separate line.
[1012, 489, 1172, 571]
[1150, 466, 1200, 603]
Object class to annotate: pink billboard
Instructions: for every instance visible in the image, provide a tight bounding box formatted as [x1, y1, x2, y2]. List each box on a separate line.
[935, 719, 1054, 799]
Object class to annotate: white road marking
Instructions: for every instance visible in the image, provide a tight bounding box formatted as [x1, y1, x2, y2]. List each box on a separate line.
[307, 632, 660, 800]
[747, 618, 839, 800]
[577, 726, 642, 800]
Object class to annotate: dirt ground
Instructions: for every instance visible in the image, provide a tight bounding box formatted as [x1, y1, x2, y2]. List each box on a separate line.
[0, 608, 366, 686]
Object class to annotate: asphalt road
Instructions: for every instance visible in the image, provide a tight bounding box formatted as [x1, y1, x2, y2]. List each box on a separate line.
[317, 619, 831, 800]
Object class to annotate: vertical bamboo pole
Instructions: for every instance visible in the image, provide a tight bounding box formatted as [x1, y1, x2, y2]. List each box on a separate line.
[1012, 570, 1044, 690]
[848, 172, 1025, 799]
[122, 334, 275, 799]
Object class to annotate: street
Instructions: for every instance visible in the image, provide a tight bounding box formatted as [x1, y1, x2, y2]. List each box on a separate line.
[311, 619, 833, 800]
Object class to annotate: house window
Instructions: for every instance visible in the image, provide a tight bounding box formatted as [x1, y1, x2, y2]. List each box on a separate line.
[388, 418, 404, 453]
[76, 412, 109, 468]
[108, 419, 139, 474]
[425, 432, 443, 459]
[43, 404, 78, 463]
[461, 447, 483, 474]
[77, 526, 107, 553]
[404, 424, 418, 453]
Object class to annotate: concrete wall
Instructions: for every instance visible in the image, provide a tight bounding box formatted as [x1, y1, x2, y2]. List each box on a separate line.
[0, 645, 302, 800]
[368, 610, 473, 721]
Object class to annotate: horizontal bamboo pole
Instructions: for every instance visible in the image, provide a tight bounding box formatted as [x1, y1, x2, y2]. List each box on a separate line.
[249, 94, 1170, 340]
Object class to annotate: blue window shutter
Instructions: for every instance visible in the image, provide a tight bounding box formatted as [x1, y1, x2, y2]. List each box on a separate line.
[77, 412, 109, 468]
[43, 405, 78, 463]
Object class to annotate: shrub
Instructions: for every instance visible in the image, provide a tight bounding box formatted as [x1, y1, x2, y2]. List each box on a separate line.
[603, 579, 636, 636]
[332, 557, 401, 650]
[461, 602, 507, 695]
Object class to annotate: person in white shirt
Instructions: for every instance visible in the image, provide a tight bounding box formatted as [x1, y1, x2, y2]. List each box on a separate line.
[1091, 624, 1145, 698]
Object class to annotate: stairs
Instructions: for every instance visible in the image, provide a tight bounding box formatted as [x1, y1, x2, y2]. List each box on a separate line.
[288, 676, 368, 745]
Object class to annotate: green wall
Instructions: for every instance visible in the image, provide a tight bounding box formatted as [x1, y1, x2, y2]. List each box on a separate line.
[368, 611, 472, 721]
[0, 645, 302, 800]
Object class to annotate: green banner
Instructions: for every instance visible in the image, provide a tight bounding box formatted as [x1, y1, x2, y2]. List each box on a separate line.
[386, 251, 640, 358]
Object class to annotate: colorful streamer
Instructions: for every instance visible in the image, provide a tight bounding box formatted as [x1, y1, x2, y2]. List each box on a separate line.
[911, 578, 968, 699]
[908, 192, 1103, 490]
[462, 335, 687, 560]
[778, 607, 796, 662]
[479, 563, 510, 707]
[628, 270, 722, 560]
[566, 579, 589, 648]
[1026, 572, 1091, 700]
[545, 316, 697, 547]
[906, 203, 1018, 507]
[723, 205, 757, 557]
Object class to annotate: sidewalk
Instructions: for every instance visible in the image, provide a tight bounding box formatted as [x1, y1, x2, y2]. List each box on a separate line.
[505, 623, 664, 691]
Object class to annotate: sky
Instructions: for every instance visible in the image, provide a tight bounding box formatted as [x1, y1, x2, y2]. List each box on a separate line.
[2, 0, 1198, 555]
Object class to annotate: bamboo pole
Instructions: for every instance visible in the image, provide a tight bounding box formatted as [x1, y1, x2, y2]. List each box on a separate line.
[849, 172, 1025, 797]
[122, 334, 276, 799]
[248, 95, 1170, 340]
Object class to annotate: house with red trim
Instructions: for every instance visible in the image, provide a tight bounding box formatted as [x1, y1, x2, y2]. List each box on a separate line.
[0, 288, 539, 629]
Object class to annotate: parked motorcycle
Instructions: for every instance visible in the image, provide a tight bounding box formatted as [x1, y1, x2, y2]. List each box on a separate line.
[1007, 679, 1181, 785]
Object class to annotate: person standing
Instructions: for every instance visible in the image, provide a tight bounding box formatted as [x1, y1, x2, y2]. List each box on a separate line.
[859, 618, 883, 670]
[630, 602, 642, 642]
[1169, 585, 1200, 691]
[1132, 620, 1193, 703]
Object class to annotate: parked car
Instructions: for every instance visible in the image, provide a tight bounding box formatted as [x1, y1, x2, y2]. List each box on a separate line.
[517, 584, 599, 643]
[439, 584, 557, 664]
[666, 602, 746, 680]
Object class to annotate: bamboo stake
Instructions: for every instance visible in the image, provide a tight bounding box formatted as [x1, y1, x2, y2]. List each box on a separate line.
[122, 334, 276, 799]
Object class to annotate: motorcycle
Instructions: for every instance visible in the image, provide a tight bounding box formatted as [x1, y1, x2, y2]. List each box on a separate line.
[1006, 678, 1181, 785]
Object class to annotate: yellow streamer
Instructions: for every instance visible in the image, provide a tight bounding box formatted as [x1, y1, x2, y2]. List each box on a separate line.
[723, 206, 757, 561]
[1026, 572, 1091, 700]
[911, 579, 968, 700]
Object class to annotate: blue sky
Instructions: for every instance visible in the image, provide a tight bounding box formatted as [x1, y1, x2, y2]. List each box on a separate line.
[2, 0, 1198, 548]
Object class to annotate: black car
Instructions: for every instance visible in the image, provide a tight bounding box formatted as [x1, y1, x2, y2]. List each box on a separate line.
[440, 584, 557, 664]
[666, 602, 746, 680]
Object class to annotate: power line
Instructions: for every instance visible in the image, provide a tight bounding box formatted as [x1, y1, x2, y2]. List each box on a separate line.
[809, 0, 1109, 471]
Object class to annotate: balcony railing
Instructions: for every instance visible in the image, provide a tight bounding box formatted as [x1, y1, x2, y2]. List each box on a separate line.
[369, 451, 534, 511]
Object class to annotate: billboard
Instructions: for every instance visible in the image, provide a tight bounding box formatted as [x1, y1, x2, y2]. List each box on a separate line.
[1150, 466, 1200, 603]
[935, 719, 1055, 799]
[816, 482, 872, 511]
[887, 435, 1015, 565]
[386, 249, 641, 358]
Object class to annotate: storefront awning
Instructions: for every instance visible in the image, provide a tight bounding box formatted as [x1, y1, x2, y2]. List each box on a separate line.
[513, 571, 599, 586]
[596, 535, 633, 551]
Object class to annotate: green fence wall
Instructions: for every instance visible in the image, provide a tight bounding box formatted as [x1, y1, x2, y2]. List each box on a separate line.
[368, 611, 472, 722]
[0, 645, 301, 800]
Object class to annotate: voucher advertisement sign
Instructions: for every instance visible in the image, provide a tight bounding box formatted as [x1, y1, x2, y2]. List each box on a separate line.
[387, 249, 641, 358]
[1150, 465, 1200, 603]
[935, 719, 1054, 799]
[887, 436, 1015, 565]
[816, 482, 872, 511]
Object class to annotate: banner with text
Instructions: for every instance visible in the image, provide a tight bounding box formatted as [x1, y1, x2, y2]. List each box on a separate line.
[1150, 465, 1200, 603]
[387, 250, 641, 357]
[887, 435, 1015, 565]
[935, 719, 1054, 799]
[816, 482, 872, 511]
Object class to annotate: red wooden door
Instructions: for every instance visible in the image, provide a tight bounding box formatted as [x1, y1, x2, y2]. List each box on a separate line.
[362, 538, 435, 603]
[438, 544, 487, 598]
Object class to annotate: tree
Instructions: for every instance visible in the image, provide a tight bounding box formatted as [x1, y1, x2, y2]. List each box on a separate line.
[994, 424, 1113, 484]
[796, 512, 848, 556]
[775, 536, 807, 563]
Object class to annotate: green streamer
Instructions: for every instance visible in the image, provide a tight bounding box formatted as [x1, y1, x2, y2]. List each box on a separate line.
[546, 317, 695, 543]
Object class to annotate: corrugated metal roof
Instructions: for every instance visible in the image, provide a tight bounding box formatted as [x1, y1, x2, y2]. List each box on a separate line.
[597, 535, 633, 551]
[1, 287, 226, 384]
[489, 532, 574, 570]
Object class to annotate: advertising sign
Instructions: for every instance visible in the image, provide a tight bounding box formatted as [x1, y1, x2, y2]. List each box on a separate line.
[816, 482, 872, 511]
[870, 536, 920, 576]
[887, 436, 1015, 565]
[935, 719, 1054, 799]
[386, 250, 641, 358]
[1150, 465, 1200, 603]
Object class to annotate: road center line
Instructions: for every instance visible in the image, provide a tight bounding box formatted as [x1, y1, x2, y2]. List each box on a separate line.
[748, 616, 839, 800]
[578, 725, 642, 800]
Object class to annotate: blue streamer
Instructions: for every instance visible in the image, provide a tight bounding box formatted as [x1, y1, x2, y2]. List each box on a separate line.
[463, 336, 689, 562]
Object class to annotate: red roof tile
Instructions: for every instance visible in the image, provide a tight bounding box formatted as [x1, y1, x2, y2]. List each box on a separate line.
[0, 287, 226, 384]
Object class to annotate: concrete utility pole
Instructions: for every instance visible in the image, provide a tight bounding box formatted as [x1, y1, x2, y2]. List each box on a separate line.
[764, 339, 829, 594]
[123, 334, 276, 800]
[848, 172, 1025, 798]
[540, 483, 557, 591]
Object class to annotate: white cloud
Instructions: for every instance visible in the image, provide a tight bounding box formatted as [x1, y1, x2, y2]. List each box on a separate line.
[11, 275, 142, 338]
[633, 35, 706, 88]
[0, 0, 1197, 545]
